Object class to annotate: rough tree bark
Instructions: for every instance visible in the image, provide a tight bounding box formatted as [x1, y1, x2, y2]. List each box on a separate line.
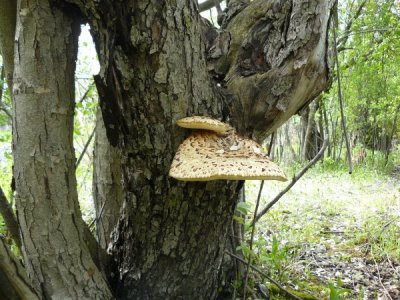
[93, 109, 123, 250]
[91, 2, 243, 297]
[1, 0, 334, 298]
[12, 0, 112, 297]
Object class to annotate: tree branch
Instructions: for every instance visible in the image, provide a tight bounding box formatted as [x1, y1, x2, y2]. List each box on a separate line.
[78, 82, 94, 103]
[333, 23, 353, 174]
[0, 185, 21, 251]
[198, 0, 225, 13]
[205, 0, 334, 141]
[0, 66, 12, 120]
[0, 0, 17, 90]
[0, 104, 12, 119]
[75, 126, 96, 168]
[253, 137, 328, 225]
[337, 0, 367, 51]
[0, 237, 39, 300]
[339, 28, 393, 50]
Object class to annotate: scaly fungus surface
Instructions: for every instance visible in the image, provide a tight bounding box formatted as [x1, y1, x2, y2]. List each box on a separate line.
[170, 116, 287, 181]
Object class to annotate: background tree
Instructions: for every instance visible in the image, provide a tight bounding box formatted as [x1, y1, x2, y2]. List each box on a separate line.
[276, 0, 399, 168]
[326, 0, 399, 165]
[0, 0, 334, 298]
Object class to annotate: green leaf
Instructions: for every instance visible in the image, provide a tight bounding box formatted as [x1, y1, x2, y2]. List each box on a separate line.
[232, 215, 244, 224]
[236, 202, 251, 215]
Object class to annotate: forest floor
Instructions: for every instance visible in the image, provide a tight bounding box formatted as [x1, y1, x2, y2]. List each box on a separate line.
[246, 163, 400, 300]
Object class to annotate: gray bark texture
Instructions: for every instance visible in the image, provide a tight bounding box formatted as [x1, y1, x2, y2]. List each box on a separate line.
[0, 0, 334, 298]
[12, 0, 112, 298]
[88, 1, 242, 297]
[93, 108, 123, 250]
[206, 0, 333, 140]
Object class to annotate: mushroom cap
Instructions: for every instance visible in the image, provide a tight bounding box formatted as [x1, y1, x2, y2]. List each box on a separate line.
[169, 131, 287, 181]
[176, 116, 233, 133]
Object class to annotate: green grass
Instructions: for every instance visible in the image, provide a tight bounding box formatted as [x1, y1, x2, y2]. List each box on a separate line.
[242, 156, 400, 299]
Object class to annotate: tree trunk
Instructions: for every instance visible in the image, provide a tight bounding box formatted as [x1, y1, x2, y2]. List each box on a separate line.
[90, 1, 243, 296]
[12, 0, 112, 297]
[301, 103, 315, 161]
[285, 122, 298, 162]
[385, 105, 400, 165]
[322, 104, 331, 157]
[318, 103, 325, 160]
[301, 100, 323, 161]
[332, 115, 338, 159]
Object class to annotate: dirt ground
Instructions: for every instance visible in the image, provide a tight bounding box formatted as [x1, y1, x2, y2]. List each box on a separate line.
[247, 166, 400, 299]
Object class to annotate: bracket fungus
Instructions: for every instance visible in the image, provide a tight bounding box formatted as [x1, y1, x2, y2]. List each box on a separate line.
[169, 116, 287, 181]
[176, 116, 233, 133]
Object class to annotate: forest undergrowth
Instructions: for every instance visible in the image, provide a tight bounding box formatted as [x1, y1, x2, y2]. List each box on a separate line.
[244, 159, 400, 300]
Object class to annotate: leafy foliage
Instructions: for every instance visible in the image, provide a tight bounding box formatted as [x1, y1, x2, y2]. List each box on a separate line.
[327, 0, 400, 152]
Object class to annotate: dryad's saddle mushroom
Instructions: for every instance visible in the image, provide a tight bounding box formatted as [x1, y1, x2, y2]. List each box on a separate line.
[176, 116, 233, 133]
[169, 116, 287, 181]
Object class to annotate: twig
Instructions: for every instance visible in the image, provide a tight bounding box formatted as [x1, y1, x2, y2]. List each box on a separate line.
[333, 19, 353, 174]
[225, 251, 303, 300]
[0, 185, 21, 251]
[89, 201, 106, 229]
[339, 28, 394, 42]
[267, 132, 275, 157]
[0, 65, 4, 99]
[214, 0, 222, 15]
[0, 105, 12, 119]
[336, 0, 367, 50]
[371, 248, 393, 300]
[242, 180, 264, 300]
[0, 66, 12, 120]
[242, 132, 275, 299]
[75, 127, 96, 168]
[378, 216, 399, 238]
[320, 231, 345, 234]
[253, 137, 328, 225]
[386, 254, 400, 278]
[78, 82, 94, 104]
